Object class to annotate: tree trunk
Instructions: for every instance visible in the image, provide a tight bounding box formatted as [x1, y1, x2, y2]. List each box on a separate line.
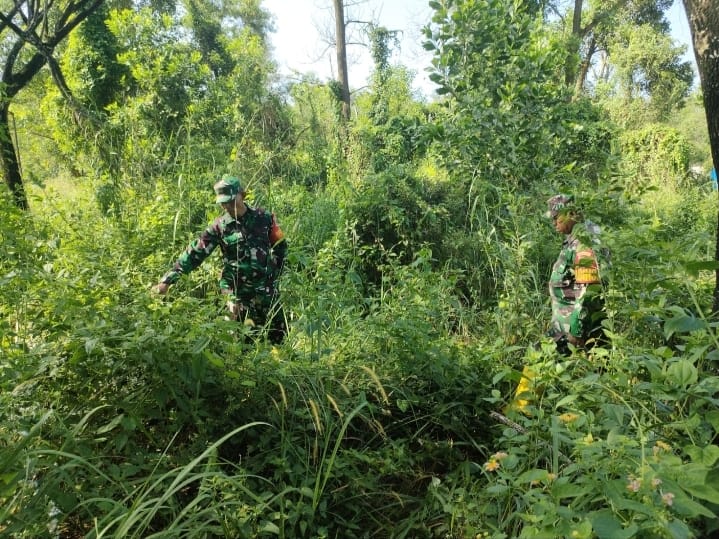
[333, 0, 350, 121]
[574, 36, 596, 98]
[565, 0, 583, 87]
[0, 0, 105, 210]
[682, 0, 719, 312]
[0, 103, 27, 210]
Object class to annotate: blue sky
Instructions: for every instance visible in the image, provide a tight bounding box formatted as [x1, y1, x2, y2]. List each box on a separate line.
[263, 0, 696, 98]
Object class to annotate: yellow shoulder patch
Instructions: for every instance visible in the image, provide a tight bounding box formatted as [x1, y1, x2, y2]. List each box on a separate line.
[574, 248, 600, 284]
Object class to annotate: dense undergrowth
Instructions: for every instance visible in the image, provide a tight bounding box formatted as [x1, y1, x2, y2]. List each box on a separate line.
[1, 0, 718, 536]
[2, 157, 719, 538]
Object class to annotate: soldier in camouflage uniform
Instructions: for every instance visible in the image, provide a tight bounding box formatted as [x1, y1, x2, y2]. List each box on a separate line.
[155, 175, 288, 343]
[546, 194, 606, 354]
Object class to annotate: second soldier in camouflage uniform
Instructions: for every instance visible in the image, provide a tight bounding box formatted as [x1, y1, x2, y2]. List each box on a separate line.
[546, 194, 606, 354]
[155, 175, 288, 343]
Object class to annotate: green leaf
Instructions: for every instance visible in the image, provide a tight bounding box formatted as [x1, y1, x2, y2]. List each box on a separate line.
[603, 481, 654, 516]
[666, 519, 692, 539]
[259, 521, 280, 535]
[681, 260, 719, 276]
[552, 482, 591, 499]
[0, 472, 19, 497]
[704, 411, 719, 433]
[693, 444, 719, 466]
[606, 428, 626, 448]
[572, 519, 593, 539]
[190, 335, 211, 354]
[0, 471, 18, 486]
[486, 484, 509, 495]
[96, 413, 124, 435]
[664, 312, 707, 339]
[555, 394, 578, 409]
[203, 349, 225, 369]
[670, 490, 716, 518]
[492, 370, 509, 385]
[516, 468, 549, 484]
[683, 483, 719, 504]
[666, 360, 698, 387]
[590, 510, 638, 539]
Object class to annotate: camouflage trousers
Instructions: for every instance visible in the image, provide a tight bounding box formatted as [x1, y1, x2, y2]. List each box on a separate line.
[226, 293, 286, 344]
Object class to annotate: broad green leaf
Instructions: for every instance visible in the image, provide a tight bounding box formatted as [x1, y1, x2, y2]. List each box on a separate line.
[666, 519, 692, 539]
[486, 484, 509, 495]
[681, 260, 719, 276]
[613, 497, 655, 516]
[603, 481, 654, 516]
[516, 468, 549, 484]
[590, 510, 638, 539]
[552, 482, 591, 499]
[571, 519, 593, 539]
[518, 525, 557, 538]
[664, 313, 707, 339]
[670, 491, 716, 518]
[259, 521, 280, 535]
[666, 360, 698, 387]
[701, 444, 719, 466]
[555, 394, 578, 409]
[683, 483, 719, 504]
[704, 410, 719, 432]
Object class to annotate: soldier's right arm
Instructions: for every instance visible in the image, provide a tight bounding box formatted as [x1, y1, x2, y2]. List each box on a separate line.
[157, 222, 222, 288]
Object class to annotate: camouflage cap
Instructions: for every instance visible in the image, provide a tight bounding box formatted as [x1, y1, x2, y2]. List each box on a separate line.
[545, 194, 574, 219]
[214, 175, 243, 204]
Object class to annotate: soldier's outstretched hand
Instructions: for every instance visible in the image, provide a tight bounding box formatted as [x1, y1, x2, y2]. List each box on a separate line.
[154, 282, 170, 295]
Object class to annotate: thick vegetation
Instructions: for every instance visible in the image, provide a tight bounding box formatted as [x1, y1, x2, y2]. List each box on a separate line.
[1, 0, 717, 538]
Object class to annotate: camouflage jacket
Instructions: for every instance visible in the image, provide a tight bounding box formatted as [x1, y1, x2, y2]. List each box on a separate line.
[161, 206, 287, 307]
[548, 223, 605, 342]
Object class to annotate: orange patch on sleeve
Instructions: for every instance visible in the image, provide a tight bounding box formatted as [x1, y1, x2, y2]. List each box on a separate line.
[269, 214, 285, 245]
